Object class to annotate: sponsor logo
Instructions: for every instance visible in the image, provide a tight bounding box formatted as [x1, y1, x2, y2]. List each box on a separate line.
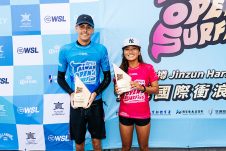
[48, 134, 69, 142]
[0, 78, 9, 84]
[0, 104, 7, 116]
[208, 109, 213, 116]
[48, 75, 57, 83]
[20, 13, 32, 28]
[0, 104, 6, 111]
[152, 110, 171, 116]
[17, 47, 39, 54]
[52, 102, 65, 116]
[49, 75, 53, 83]
[0, 45, 5, 59]
[0, 133, 13, 141]
[176, 109, 204, 115]
[0, 18, 7, 24]
[53, 102, 64, 110]
[26, 132, 37, 144]
[48, 45, 60, 54]
[0, 45, 3, 52]
[44, 16, 66, 23]
[208, 109, 226, 115]
[19, 76, 37, 85]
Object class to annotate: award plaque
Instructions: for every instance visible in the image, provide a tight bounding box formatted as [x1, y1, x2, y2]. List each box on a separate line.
[113, 63, 132, 93]
[71, 75, 91, 108]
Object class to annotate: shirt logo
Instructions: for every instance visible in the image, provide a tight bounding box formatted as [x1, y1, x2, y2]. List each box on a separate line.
[70, 61, 96, 84]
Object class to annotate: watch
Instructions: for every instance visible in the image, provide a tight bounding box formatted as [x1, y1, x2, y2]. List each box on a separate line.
[141, 85, 146, 93]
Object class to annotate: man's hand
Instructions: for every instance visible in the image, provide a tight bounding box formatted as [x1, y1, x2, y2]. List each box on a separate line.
[84, 92, 97, 109]
[70, 92, 78, 109]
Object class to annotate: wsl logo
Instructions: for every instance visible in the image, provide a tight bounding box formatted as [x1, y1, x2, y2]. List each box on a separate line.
[0, 78, 9, 84]
[44, 15, 66, 23]
[17, 47, 39, 54]
[48, 134, 69, 142]
[17, 107, 39, 116]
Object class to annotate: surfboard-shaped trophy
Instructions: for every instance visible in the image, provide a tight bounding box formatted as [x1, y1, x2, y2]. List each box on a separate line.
[113, 64, 132, 101]
[71, 75, 91, 108]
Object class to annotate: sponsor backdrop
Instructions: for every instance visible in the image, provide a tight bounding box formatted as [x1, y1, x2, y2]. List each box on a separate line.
[0, 0, 226, 150]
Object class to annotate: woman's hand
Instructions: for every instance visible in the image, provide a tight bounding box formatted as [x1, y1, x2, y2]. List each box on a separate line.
[114, 83, 123, 95]
[130, 81, 144, 91]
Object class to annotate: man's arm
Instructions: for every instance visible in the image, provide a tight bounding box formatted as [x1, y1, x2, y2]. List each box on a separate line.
[57, 71, 74, 95]
[84, 70, 111, 108]
[94, 70, 111, 95]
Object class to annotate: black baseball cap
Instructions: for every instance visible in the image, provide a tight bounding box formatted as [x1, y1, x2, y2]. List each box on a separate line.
[76, 14, 94, 28]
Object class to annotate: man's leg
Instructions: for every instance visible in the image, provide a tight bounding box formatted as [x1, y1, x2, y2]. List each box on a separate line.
[70, 108, 87, 151]
[88, 100, 105, 151]
[92, 138, 102, 151]
[76, 142, 85, 151]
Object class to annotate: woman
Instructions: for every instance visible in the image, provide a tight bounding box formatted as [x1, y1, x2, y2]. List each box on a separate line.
[114, 37, 159, 151]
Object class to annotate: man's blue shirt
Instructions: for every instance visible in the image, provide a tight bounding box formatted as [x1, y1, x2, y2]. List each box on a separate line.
[58, 41, 110, 100]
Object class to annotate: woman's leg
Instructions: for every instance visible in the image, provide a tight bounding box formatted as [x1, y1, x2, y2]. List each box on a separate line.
[119, 123, 134, 151]
[135, 123, 150, 151]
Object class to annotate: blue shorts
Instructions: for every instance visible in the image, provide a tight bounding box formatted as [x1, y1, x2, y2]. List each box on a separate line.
[119, 116, 150, 126]
[69, 99, 106, 144]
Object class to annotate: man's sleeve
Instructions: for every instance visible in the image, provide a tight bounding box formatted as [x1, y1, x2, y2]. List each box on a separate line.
[57, 71, 74, 95]
[94, 70, 111, 95]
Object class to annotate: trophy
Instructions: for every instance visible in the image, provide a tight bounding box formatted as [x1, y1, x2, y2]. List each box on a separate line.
[71, 75, 91, 108]
[113, 64, 132, 101]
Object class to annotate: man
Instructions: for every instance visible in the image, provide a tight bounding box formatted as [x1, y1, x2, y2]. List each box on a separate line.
[57, 14, 111, 151]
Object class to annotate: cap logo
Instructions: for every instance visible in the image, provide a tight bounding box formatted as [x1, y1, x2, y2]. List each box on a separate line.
[129, 39, 134, 44]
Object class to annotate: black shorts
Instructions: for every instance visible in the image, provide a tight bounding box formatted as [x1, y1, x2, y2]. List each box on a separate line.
[69, 99, 106, 144]
[119, 116, 150, 126]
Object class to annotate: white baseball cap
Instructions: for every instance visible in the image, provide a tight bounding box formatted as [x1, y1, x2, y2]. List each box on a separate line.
[122, 37, 141, 49]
